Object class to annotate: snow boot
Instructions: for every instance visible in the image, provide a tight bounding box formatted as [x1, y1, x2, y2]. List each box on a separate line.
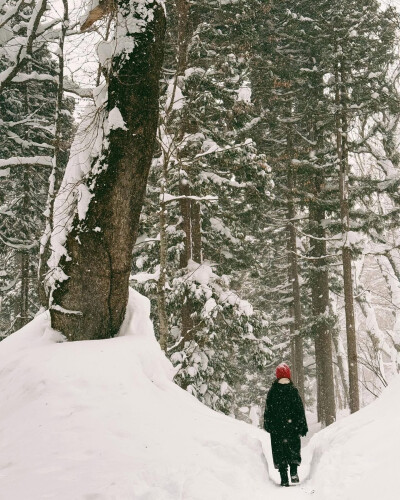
[290, 464, 299, 484]
[279, 467, 289, 487]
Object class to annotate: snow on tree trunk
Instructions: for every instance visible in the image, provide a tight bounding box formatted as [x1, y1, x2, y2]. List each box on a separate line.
[48, 0, 166, 340]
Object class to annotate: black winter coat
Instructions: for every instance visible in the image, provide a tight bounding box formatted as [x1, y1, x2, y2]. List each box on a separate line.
[263, 380, 308, 469]
[263, 380, 308, 437]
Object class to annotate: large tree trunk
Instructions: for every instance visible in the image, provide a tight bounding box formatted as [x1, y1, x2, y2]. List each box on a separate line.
[309, 189, 336, 426]
[336, 59, 360, 413]
[50, 1, 166, 340]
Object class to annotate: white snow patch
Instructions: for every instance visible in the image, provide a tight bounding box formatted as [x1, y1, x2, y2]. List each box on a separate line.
[0, 288, 274, 499]
[237, 81, 251, 103]
[131, 265, 160, 283]
[1, 289, 399, 498]
[187, 259, 216, 285]
[47, 84, 107, 285]
[306, 376, 400, 499]
[107, 106, 127, 131]
[165, 79, 185, 111]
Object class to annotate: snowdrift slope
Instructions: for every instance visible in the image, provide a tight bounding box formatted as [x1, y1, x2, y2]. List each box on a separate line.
[0, 290, 272, 499]
[306, 374, 400, 500]
[1, 287, 399, 499]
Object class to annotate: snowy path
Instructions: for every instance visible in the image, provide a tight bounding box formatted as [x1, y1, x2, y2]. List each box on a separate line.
[261, 434, 315, 498]
[0, 294, 398, 499]
[258, 411, 322, 498]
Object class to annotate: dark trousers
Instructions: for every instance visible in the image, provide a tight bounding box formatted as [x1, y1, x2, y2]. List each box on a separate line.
[270, 432, 301, 469]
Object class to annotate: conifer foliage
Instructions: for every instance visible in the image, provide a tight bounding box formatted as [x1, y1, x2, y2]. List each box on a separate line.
[0, 1, 74, 334]
[132, 0, 273, 415]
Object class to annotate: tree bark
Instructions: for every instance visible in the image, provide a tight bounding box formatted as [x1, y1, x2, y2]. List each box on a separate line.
[332, 324, 350, 408]
[158, 159, 169, 351]
[287, 164, 304, 400]
[51, 1, 166, 340]
[19, 159, 30, 330]
[336, 58, 360, 413]
[174, 0, 199, 342]
[309, 189, 336, 426]
[17, 250, 29, 330]
[191, 200, 202, 263]
[177, 0, 191, 74]
[39, 0, 68, 308]
[17, 81, 31, 330]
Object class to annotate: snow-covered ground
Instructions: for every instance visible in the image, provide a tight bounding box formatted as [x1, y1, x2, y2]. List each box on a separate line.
[0, 288, 398, 499]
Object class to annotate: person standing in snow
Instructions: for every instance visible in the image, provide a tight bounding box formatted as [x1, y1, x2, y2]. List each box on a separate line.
[263, 363, 308, 487]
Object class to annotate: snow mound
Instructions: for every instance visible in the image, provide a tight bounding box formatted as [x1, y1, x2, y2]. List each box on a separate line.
[0, 289, 271, 499]
[306, 376, 400, 499]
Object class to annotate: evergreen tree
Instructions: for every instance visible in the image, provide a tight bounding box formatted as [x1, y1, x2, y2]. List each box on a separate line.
[0, 3, 74, 335]
[132, 0, 273, 416]
[250, 0, 397, 421]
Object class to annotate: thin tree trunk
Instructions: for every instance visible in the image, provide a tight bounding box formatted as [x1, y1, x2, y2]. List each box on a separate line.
[287, 164, 304, 400]
[157, 0, 192, 348]
[18, 251, 29, 330]
[334, 369, 343, 410]
[336, 58, 360, 413]
[158, 159, 169, 351]
[288, 302, 295, 375]
[17, 80, 31, 330]
[175, 0, 198, 343]
[179, 171, 194, 342]
[191, 201, 202, 263]
[177, 0, 191, 74]
[50, 1, 166, 340]
[39, 0, 68, 307]
[19, 167, 30, 328]
[332, 325, 350, 408]
[314, 334, 324, 423]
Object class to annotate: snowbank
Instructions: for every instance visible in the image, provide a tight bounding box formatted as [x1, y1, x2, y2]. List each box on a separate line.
[306, 376, 400, 499]
[1, 288, 399, 498]
[0, 289, 272, 499]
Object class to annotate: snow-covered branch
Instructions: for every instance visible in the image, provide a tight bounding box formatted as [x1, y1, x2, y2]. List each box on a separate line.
[0, 156, 53, 169]
[0, 0, 49, 92]
[160, 194, 218, 204]
[11, 72, 56, 84]
[63, 78, 93, 99]
[0, 0, 24, 31]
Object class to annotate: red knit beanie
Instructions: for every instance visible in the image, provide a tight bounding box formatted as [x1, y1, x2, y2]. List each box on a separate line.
[276, 363, 291, 380]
